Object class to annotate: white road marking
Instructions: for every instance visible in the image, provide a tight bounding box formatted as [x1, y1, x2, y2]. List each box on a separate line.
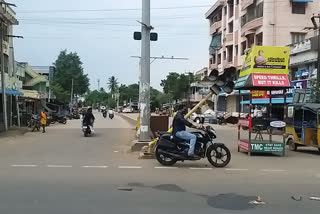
[225, 168, 249, 171]
[154, 166, 178, 169]
[47, 165, 73, 168]
[118, 166, 142, 169]
[11, 165, 38, 167]
[261, 169, 287, 172]
[113, 151, 119, 153]
[189, 167, 212, 170]
[82, 166, 109, 168]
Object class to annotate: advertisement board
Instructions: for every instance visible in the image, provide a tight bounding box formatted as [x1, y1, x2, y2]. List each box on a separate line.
[251, 74, 290, 87]
[240, 46, 290, 77]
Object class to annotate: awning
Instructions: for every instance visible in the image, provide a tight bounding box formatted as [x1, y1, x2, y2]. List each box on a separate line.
[0, 89, 24, 95]
[292, 0, 312, 2]
[235, 73, 292, 90]
[240, 98, 293, 104]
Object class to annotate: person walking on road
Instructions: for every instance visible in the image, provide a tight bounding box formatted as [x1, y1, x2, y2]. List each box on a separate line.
[40, 109, 47, 133]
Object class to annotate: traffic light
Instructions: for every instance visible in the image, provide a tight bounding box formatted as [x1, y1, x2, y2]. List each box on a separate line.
[209, 68, 236, 95]
[134, 32, 158, 41]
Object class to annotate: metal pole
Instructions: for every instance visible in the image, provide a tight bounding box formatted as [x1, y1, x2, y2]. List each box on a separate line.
[70, 78, 73, 104]
[139, 0, 151, 141]
[317, 16, 320, 103]
[0, 20, 8, 131]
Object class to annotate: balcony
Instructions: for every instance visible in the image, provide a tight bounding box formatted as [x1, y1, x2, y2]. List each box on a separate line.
[241, 0, 254, 10]
[233, 56, 239, 67]
[210, 63, 218, 70]
[241, 17, 263, 37]
[210, 21, 222, 34]
[224, 33, 233, 44]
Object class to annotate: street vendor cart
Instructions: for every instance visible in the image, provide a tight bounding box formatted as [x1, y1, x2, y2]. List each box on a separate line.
[235, 73, 292, 156]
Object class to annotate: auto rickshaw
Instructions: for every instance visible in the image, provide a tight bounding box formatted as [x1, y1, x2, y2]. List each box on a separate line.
[285, 103, 320, 152]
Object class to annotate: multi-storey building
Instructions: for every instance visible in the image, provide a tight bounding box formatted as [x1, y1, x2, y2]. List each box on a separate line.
[206, 0, 318, 111]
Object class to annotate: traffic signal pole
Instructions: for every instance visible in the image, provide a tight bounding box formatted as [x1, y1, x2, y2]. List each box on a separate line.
[139, 0, 151, 141]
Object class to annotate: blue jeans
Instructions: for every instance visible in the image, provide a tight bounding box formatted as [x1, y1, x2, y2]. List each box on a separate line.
[176, 131, 197, 156]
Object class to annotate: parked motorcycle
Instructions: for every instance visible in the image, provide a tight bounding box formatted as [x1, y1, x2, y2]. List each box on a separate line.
[155, 126, 231, 167]
[51, 114, 67, 124]
[27, 115, 41, 132]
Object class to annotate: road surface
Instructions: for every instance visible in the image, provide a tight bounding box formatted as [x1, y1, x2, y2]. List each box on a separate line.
[0, 111, 319, 214]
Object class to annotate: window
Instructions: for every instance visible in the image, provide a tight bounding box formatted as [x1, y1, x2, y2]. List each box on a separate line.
[227, 46, 233, 62]
[235, 45, 238, 56]
[292, 2, 306, 14]
[236, 0, 239, 5]
[209, 58, 213, 65]
[212, 55, 216, 64]
[256, 33, 263, 46]
[241, 41, 247, 55]
[291, 33, 305, 43]
[228, 21, 234, 33]
[218, 54, 221, 64]
[223, 51, 226, 60]
[241, 3, 263, 27]
[224, 6, 227, 16]
[229, 4, 234, 18]
[4, 55, 8, 73]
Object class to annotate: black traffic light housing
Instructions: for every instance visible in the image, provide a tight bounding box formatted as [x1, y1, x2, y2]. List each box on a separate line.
[209, 67, 236, 95]
[134, 32, 158, 41]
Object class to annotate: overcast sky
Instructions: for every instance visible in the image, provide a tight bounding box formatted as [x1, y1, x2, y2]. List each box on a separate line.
[12, 0, 213, 91]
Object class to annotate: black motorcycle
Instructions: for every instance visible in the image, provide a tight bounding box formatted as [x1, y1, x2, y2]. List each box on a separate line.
[155, 126, 231, 167]
[102, 110, 107, 118]
[109, 113, 114, 119]
[51, 114, 67, 124]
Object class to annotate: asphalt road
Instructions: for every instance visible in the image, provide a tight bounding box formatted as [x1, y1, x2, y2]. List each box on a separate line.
[0, 112, 320, 214]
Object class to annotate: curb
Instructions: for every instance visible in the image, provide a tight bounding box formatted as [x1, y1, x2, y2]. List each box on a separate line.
[117, 113, 137, 126]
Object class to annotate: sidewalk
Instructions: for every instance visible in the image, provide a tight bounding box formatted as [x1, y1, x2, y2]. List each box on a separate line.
[0, 127, 28, 142]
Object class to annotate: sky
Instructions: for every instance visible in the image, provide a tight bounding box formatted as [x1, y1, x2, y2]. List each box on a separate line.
[11, 0, 213, 91]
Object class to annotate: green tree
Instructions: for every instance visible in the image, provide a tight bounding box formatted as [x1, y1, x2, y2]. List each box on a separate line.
[160, 72, 193, 101]
[52, 50, 90, 103]
[107, 76, 119, 97]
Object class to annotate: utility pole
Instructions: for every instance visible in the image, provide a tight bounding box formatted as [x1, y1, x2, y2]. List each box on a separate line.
[0, 20, 8, 131]
[139, 0, 151, 141]
[70, 78, 74, 111]
[311, 14, 320, 102]
[98, 79, 100, 91]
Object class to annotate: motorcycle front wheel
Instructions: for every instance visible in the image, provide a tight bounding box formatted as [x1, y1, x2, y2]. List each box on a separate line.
[62, 119, 67, 124]
[206, 144, 231, 168]
[155, 147, 177, 166]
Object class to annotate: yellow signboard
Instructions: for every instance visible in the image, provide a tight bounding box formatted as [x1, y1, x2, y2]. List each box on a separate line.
[240, 46, 290, 77]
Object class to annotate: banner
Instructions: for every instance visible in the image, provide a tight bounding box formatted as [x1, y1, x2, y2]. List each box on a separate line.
[251, 74, 290, 87]
[240, 46, 290, 77]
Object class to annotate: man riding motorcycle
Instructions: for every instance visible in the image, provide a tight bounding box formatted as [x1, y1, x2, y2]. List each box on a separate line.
[83, 107, 95, 133]
[173, 105, 200, 158]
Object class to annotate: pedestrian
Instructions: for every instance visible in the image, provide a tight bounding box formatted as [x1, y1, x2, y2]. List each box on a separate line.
[40, 108, 47, 133]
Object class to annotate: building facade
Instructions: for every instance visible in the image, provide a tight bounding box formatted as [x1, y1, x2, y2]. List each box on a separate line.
[0, 2, 20, 130]
[31, 66, 56, 101]
[205, 0, 318, 111]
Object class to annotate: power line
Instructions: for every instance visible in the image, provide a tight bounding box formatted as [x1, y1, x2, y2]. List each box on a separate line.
[17, 5, 212, 13]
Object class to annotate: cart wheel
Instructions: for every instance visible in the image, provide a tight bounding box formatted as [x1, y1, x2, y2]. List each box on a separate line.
[288, 139, 297, 151]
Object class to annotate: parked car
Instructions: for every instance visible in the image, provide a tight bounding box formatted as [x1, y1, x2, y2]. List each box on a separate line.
[191, 110, 217, 124]
[123, 107, 133, 113]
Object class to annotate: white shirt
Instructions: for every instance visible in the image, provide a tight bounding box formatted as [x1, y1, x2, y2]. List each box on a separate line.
[108, 110, 114, 114]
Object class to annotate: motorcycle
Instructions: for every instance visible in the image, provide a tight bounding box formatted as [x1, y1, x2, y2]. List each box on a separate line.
[27, 114, 41, 132]
[109, 113, 114, 119]
[102, 111, 107, 118]
[51, 114, 67, 124]
[155, 126, 231, 167]
[82, 121, 94, 137]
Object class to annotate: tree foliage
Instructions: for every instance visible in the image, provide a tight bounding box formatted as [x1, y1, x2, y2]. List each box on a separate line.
[52, 50, 90, 103]
[160, 72, 195, 101]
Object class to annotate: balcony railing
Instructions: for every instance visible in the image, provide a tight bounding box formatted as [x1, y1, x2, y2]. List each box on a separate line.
[210, 21, 222, 34]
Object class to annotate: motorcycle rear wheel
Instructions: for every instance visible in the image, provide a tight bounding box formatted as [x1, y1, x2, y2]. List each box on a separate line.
[155, 147, 177, 166]
[206, 144, 231, 168]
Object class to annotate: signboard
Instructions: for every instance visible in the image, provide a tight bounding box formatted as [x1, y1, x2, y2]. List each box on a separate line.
[240, 46, 290, 77]
[252, 90, 268, 98]
[238, 119, 251, 128]
[270, 121, 286, 128]
[238, 140, 250, 151]
[252, 74, 290, 87]
[250, 143, 284, 153]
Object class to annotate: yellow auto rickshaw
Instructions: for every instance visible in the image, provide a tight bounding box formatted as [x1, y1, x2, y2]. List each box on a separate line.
[285, 103, 320, 152]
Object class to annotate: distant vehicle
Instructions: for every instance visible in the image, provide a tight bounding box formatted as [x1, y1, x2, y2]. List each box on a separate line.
[191, 109, 217, 124]
[100, 106, 106, 111]
[123, 107, 133, 113]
